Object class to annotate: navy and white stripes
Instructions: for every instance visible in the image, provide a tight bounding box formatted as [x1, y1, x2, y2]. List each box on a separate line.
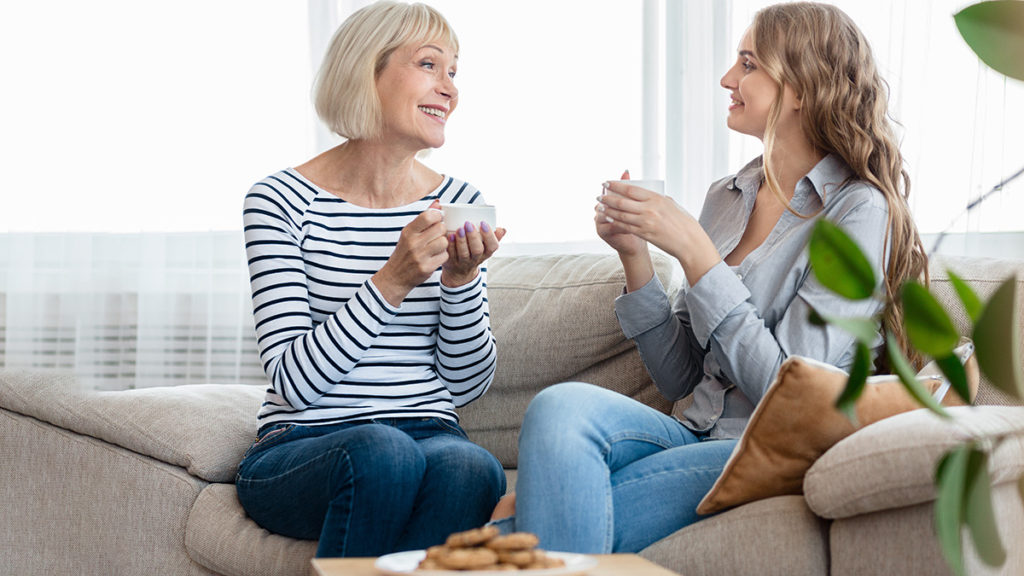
[243, 169, 496, 434]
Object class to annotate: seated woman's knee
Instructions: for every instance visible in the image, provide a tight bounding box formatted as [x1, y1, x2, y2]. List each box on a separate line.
[523, 382, 602, 430]
[340, 424, 426, 484]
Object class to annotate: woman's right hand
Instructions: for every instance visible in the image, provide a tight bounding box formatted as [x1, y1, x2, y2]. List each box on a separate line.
[373, 202, 450, 306]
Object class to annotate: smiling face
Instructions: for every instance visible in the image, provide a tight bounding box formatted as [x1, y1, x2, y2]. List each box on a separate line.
[719, 29, 800, 141]
[374, 41, 458, 151]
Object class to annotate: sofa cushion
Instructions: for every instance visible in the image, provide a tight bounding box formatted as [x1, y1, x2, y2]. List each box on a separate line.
[804, 404, 1024, 519]
[0, 368, 263, 483]
[458, 252, 680, 467]
[186, 483, 317, 576]
[641, 495, 828, 576]
[695, 347, 977, 515]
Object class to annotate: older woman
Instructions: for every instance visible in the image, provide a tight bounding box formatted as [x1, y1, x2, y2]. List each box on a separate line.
[236, 1, 506, 558]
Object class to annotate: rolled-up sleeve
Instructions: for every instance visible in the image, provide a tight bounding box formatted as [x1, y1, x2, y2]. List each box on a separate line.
[685, 261, 753, 348]
[615, 274, 707, 401]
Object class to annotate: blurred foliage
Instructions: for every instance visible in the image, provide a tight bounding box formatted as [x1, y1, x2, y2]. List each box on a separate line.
[808, 220, 1021, 576]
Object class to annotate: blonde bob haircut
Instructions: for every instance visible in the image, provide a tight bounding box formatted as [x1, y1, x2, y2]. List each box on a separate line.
[314, 1, 459, 141]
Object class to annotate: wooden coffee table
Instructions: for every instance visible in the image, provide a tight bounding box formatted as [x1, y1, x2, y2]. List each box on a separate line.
[312, 554, 680, 576]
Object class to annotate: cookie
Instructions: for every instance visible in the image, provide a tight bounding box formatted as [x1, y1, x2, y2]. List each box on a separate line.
[445, 524, 500, 548]
[496, 549, 541, 567]
[484, 532, 540, 551]
[424, 545, 447, 560]
[434, 547, 499, 570]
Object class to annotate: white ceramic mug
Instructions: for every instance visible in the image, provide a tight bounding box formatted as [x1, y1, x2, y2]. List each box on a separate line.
[605, 179, 665, 196]
[439, 204, 497, 232]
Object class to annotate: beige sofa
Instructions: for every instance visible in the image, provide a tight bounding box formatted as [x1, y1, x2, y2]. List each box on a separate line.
[2, 252, 1023, 575]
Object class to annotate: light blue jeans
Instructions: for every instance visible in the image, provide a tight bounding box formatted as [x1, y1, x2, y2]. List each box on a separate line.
[500, 382, 737, 553]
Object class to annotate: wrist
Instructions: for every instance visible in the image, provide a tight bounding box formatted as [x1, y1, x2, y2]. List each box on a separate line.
[371, 267, 411, 308]
[620, 249, 654, 293]
[672, 230, 720, 286]
[441, 269, 478, 288]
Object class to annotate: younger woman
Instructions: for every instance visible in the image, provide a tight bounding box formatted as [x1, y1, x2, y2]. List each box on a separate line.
[497, 1, 927, 553]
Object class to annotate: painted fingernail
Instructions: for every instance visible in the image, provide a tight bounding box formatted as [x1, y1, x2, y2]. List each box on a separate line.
[605, 216, 614, 223]
[596, 203, 606, 212]
[457, 227, 466, 238]
[449, 233, 457, 242]
[480, 221, 491, 233]
[464, 222, 475, 233]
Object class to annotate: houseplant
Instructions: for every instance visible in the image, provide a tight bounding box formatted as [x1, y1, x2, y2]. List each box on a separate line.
[809, 2, 1024, 574]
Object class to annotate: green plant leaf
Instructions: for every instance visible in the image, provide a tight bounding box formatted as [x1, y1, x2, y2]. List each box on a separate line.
[935, 446, 970, 576]
[954, 0, 1024, 82]
[972, 276, 1024, 401]
[964, 449, 1007, 567]
[808, 308, 826, 326]
[888, 334, 951, 418]
[902, 281, 960, 357]
[809, 220, 876, 300]
[835, 342, 871, 425]
[948, 270, 984, 323]
[936, 353, 971, 405]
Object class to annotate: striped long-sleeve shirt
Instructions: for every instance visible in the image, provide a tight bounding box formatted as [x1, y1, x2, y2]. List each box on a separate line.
[243, 169, 497, 434]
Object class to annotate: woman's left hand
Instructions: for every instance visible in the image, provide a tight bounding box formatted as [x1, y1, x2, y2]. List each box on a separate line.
[599, 182, 720, 282]
[441, 215, 507, 288]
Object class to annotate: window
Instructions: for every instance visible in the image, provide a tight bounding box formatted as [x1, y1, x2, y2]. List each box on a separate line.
[5, 1, 1020, 240]
[0, 1, 314, 233]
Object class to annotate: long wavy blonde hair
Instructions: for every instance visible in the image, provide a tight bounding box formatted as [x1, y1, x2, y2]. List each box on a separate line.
[752, 2, 928, 369]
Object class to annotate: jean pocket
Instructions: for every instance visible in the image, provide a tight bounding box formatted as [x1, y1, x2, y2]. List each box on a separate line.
[242, 424, 297, 460]
[431, 417, 468, 439]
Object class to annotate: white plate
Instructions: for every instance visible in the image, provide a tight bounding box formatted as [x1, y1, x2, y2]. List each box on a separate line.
[374, 550, 598, 576]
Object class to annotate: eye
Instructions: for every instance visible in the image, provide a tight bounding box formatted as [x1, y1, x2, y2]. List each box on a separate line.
[419, 59, 435, 70]
[448, 70, 457, 79]
[742, 59, 756, 72]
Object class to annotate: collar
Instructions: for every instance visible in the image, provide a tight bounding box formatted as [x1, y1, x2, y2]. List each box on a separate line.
[725, 153, 855, 206]
[802, 153, 855, 205]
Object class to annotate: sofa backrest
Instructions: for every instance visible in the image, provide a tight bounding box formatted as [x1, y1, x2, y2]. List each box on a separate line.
[465, 251, 1024, 467]
[457, 252, 681, 468]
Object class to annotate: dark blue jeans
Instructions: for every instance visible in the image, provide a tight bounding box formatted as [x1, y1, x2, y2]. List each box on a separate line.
[235, 417, 505, 558]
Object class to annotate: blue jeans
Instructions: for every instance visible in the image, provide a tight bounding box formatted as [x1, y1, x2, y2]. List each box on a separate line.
[507, 382, 737, 553]
[235, 417, 505, 558]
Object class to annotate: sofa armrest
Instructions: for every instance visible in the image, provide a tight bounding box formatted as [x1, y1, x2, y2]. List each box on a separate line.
[0, 368, 264, 483]
[804, 405, 1024, 519]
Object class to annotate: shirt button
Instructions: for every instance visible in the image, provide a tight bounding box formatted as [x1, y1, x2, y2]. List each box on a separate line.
[736, 273, 743, 280]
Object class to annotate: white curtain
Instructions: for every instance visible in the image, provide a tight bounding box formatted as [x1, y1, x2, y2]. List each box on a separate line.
[0, 233, 262, 390]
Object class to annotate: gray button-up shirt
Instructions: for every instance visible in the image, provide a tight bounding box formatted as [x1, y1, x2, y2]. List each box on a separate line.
[615, 154, 890, 439]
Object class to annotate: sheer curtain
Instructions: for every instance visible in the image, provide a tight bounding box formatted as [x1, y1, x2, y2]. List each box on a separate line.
[0, 233, 260, 390]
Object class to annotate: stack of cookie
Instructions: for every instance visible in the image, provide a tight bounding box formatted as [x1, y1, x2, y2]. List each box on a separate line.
[417, 525, 566, 571]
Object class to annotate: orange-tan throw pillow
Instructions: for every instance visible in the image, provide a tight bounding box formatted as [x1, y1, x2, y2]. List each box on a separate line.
[695, 344, 978, 515]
